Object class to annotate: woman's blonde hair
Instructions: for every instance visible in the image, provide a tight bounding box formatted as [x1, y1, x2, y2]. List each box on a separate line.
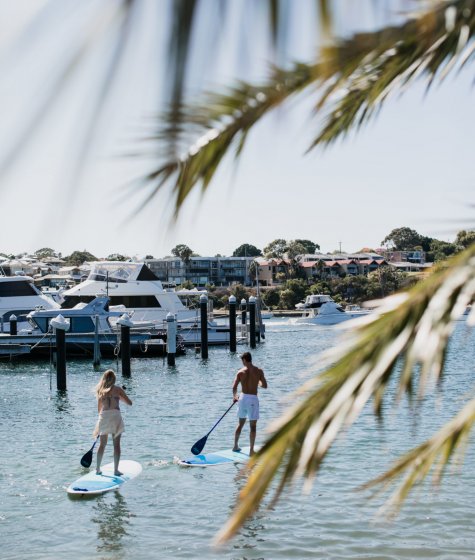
[95, 369, 116, 399]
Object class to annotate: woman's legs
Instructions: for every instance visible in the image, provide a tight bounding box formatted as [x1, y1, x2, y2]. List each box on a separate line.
[96, 434, 108, 474]
[113, 434, 122, 475]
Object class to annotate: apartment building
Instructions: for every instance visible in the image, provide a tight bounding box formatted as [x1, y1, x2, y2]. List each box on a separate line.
[146, 256, 255, 286]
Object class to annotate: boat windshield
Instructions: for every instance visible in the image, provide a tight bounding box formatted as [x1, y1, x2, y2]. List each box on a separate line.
[88, 263, 138, 283]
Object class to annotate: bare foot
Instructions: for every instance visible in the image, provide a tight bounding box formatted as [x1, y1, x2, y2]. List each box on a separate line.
[96, 470, 102, 475]
[249, 449, 255, 457]
[114, 471, 123, 476]
[232, 447, 241, 452]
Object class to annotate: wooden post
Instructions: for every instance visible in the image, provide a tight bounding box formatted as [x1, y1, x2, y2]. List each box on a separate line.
[241, 299, 247, 325]
[166, 312, 176, 366]
[93, 314, 101, 368]
[229, 295, 236, 353]
[249, 296, 256, 349]
[200, 293, 208, 359]
[51, 314, 69, 391]
[9, 314, 17, 336]
[117, 314, 132, 377]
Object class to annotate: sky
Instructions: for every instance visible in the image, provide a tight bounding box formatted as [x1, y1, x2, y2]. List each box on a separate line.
[0, 0, 473, 259]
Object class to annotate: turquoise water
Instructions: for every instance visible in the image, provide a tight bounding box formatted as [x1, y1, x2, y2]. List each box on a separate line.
[1, 319, 475, 559]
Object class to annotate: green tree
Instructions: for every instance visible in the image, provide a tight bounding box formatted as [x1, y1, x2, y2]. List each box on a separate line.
[106, 253, 129, 261]
[455, 230, 475, 248]
[262, 288, 280, 308]
[263, 239, 287, 259]
[232, 243, 262, 257]
[171, 244, 193, 263]
[228, 283, 248, 303]
[285, 241, 307, 260]
[381, 227, 427, 251]
[64, 250, 97, 266]
[34, 247, 57, 259]
[278, 279, 307, 309]
[294, 239, 320, 254]
[427, 240, 458, 262]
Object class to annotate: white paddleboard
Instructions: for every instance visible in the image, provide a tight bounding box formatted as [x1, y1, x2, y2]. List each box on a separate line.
[178, 446, 257, 467]
[67, 459, 142, 496]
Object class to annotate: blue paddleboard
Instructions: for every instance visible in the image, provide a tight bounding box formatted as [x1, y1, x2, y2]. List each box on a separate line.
[178, 446, 257, 467]
[66, 459, 142, 497]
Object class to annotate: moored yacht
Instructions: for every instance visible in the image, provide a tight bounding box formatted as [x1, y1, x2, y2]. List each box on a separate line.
[61, 262, 246, 345]
[0, 275, 60, 331]
[62, 261, 200, 324]
[293, 294, 370, 325]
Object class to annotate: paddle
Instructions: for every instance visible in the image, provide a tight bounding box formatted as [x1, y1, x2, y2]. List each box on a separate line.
[80, 436, 100, 468]
[191, 401, 237, 455]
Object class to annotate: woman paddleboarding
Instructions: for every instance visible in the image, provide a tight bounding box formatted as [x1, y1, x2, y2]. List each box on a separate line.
[93, 369, 132, 476]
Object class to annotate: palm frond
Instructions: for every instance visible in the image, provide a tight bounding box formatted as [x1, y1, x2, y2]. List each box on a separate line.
[361, 396, 475, 517]
[214, 244, 475, 544]
[144, 0, 475, 214]
[148, 66, 317, 217]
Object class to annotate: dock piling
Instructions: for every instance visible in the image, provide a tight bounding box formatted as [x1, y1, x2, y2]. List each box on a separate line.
[9, 314, 17, 336]
[229, 295, 236, 353]
[50, 315, 69, 391]
[240, 299, 247, 326]
[249, 296, 256, 349]
[200, 293, 208, 359]
[117, 314, 133, 377]
[93, 315, 101, 368]
[166, 313, 176, 366]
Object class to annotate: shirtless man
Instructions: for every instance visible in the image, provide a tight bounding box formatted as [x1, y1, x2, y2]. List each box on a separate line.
[232, 351, 268, 456]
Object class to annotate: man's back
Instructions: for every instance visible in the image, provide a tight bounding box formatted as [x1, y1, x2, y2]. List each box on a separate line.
[238, 364, 265, 395]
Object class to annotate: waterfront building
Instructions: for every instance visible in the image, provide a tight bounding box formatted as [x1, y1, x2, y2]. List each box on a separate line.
[146, 256, 255, 287]
[297, 253, 389, 283]
[254, 258, 293, 286]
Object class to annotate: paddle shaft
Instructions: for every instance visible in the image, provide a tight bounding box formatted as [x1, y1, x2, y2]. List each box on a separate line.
[206, 401, 236, 437]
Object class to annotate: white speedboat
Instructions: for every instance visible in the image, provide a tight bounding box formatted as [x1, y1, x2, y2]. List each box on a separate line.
[293, 294, 370, 325]
[0, 275, 60, 332]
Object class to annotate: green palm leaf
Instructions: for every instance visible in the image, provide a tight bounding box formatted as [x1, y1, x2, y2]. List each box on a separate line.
[144, 0, 475, 214]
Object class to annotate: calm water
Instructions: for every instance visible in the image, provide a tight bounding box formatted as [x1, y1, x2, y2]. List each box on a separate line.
[1, 319, 475, 559]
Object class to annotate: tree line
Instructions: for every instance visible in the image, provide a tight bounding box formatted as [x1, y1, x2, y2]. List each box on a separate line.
[1, 228, 473, 269]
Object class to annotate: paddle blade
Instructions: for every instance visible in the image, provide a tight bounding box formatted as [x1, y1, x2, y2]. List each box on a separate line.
[191, 435, 208, 455]
[80, 450, 93, 468]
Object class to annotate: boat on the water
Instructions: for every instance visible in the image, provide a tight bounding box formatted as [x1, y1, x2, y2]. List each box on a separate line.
[293, 294, 370, 325]
[7, 295, 183, 357]
[0, 274, 60, 332]
[61, 261, 247, 346]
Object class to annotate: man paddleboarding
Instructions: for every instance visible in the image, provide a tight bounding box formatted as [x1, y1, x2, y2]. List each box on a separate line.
[232, 352, 267, 456]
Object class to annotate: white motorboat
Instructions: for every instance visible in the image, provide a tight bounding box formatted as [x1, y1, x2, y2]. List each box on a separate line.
[293, 294, 370, 325]
[0, 274, 60, 332]
[61, 262, 245, 346]
[23, 296, 180, 357]
[62, 262, 200, 323]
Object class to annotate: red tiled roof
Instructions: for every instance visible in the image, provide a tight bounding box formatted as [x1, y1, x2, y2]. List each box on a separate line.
[359, 259, 388, 265]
